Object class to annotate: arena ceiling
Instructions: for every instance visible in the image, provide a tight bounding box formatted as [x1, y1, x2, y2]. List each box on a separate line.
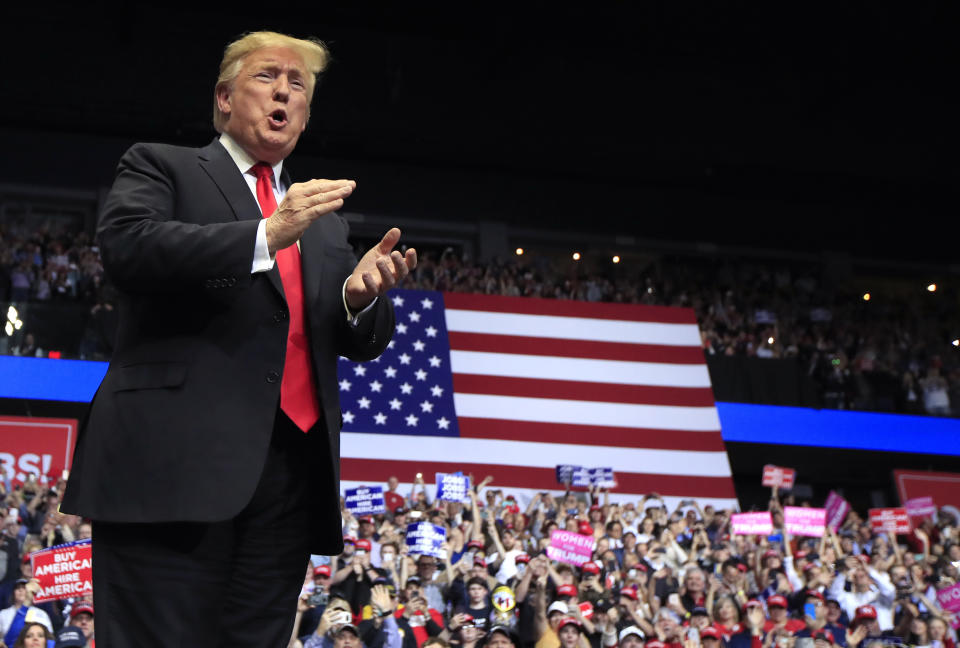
[5, 1, 958, 263]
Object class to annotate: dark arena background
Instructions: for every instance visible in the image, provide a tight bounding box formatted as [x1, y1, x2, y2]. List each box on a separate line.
[1, 2, 959, 640]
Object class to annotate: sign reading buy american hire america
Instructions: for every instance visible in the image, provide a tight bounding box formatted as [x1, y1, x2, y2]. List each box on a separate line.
[31, 539, 92, 603]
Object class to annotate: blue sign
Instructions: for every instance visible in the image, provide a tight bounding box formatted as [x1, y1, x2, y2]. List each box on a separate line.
[556, 465, 615, 487]
[435, 472, 470, 503]
[344, 486, 386, 515]
[405, 522, 447, 557]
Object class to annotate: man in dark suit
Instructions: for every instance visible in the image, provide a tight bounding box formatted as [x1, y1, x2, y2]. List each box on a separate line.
[61, 31, 417, 647]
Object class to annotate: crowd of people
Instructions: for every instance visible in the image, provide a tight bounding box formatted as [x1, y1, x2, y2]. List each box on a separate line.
[2, 220, 958, 417]
[1, 473, 958, 648]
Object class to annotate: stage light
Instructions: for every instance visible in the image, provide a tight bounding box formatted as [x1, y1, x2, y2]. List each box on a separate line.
[953, 339, 960, 347]
[863, 293, 871, 301]
[767, 337, 775, 344]
[515, 247, 524, 256]
[572, 252, 581, 261]
[3, 323, 11, 336]
[927, 283, 937, 292]
[612, 255, 620, 264]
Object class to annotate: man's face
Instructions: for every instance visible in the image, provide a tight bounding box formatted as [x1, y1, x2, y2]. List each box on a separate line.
[621, 636, 643, 648]
[73, 612, 94, 637]
[549, 612, 564, 631]
[217, 46, 310, 164]
[334, 629, 361, 648]
[826, 602, 841, 623]
[417, 558, 436, 576]
[77, 523, 93, 540]
[487, 633, 515, 648]
[359, 521, 374, 538]
[468, 583, 487, 604]
[502, 531, 517, 551]
[388, 477, 399, 491]
[558, 625, 580, 648]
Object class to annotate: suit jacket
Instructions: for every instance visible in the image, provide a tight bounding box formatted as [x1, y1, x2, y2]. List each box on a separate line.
[62, 138, 393, 554]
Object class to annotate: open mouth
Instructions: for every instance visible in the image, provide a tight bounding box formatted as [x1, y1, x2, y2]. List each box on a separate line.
[267, 109, 288, 128]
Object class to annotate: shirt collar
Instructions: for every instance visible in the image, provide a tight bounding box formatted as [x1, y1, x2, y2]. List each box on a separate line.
[218, 133, 284, 186]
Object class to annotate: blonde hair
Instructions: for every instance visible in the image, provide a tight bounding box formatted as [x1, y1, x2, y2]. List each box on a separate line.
[213, 31, 329, 133]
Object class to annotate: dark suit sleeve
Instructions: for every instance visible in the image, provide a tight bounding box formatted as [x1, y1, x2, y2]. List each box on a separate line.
[98, 143, 260, 294]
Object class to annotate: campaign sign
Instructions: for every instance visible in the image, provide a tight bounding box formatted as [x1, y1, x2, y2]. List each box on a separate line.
[30, 539, 92, 603]
[556, 465, 615, 488]
[731, 512, 773, 535]
[406, 522, 447, 558]
[869, 507, 911, 533]
[824, 491, 850, 532]
[936, 583, 960, 629]
[587, 467, 616, 488]
[784, 506, 826, 537]
[546, 530, 596, 566]
[556, 465, 590, 487]
[762, 464, 796, 489]
[345, 486, 386, 516]
[0, 415, 78, 487]
[905, 496, 937, 519]
[436, 472, 471, 503]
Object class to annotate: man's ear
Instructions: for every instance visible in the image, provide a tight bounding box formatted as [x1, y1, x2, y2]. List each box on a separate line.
[216, 84, 232, 117]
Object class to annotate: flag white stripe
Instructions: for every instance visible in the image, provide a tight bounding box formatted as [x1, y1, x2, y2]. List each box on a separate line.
[342, 432, 731, 476]
[445, 309, 701, 347]
[452, 393, 721, 431]
[450, 350, 712, 388]
[339, 480, 740, 512]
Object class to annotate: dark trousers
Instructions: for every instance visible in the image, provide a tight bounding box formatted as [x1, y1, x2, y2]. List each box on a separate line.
[92, 412, 323, 647]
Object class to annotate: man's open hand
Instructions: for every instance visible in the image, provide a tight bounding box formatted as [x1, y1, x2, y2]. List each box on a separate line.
[265, 179, 356, 254]
[346, 228, 417, 311]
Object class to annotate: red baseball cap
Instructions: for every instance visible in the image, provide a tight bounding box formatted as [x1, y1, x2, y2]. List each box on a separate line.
[700, 627, 721, 640]
[589, 504, 602, 511]
[813, 629, 834, 643]
[557, 584, 578, 597]
[578, 521, 593, 535]
[314, 565, 331, 577]
[854, 605, 877, 621]
[646, 641, 667, 648]
[343, 535, 357, 545]
[745, 599, 763, 609]
[581, 561, 600, 575]
[358, 516, 375, 524]
[557, 617, 583, 632]
[515, 552, 530, 564]
[474, 557, 487, 567]
[70, 603, 94, 618]
[763, 549, 780, 559]
[805, 590, 824, 603]
[467, 540, 484, 550]
[619, 587, 638, 601]
[355, 539, 372, 552]
[768, 595, 788, 609]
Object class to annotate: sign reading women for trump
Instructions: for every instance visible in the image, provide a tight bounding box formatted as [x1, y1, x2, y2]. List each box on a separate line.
[546, 530, 596, 566]
[825, 491, 850, 531]
[731, 512, 773, 535]
[936, 583, 960, 629]
[30, 539, 92, 603]
[344, 486, 386, 515]
[784, 506, 826, 536]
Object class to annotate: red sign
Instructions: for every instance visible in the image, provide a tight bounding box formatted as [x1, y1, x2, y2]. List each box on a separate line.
[30, 540, 92, 603]
[894, 469, 960, 509]
[0, 415, 78, 487]
[869, 507, 911, 533]
[762, 464, 796, 489]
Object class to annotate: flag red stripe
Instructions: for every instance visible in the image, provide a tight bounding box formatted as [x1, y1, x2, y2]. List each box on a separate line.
[341, 458, 736, 498]
[453, 374, 717, 407]
[456, 418, 727, 451]
[443, 292, 697, 324]
[448, 332, 706, 364]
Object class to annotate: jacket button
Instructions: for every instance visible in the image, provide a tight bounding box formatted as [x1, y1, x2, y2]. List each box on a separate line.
[273, 311, 288, 323]
[266, 370, 280, 383]
[228, 277, 236, 287]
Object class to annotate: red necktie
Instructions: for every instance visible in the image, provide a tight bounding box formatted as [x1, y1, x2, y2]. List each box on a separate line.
[252, 162, 321, 432]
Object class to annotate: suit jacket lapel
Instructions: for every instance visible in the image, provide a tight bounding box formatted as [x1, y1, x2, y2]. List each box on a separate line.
[197, 138, 285, 299]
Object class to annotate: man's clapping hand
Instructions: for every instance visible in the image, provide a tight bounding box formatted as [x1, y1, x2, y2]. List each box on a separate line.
[345, 228, 417, 311]
[265, 179, 356, 254]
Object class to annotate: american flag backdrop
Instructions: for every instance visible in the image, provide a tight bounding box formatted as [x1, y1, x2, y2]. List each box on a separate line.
[337, 289, 738, 510]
